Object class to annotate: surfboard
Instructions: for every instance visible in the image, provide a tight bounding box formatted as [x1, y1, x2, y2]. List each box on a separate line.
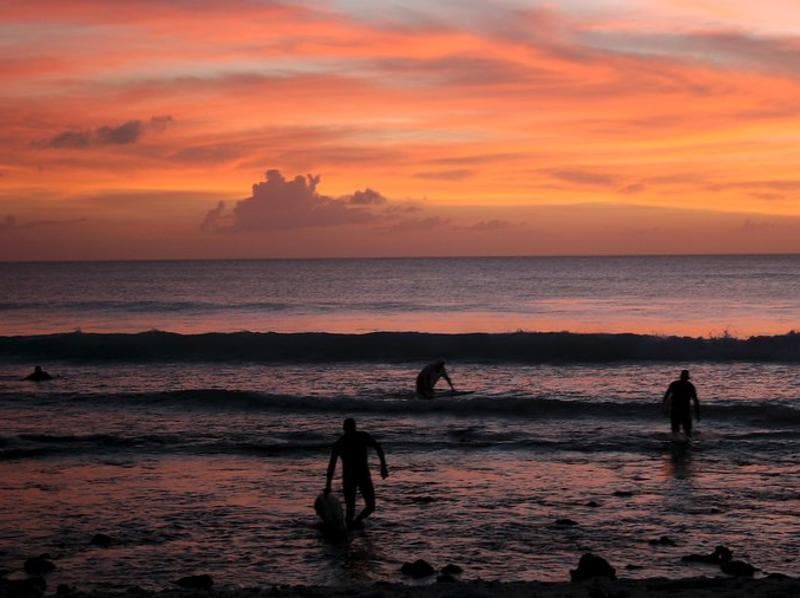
[314, 492, 347, 537]
[414, 389, 475, 399]
[670, 431, 691, 446]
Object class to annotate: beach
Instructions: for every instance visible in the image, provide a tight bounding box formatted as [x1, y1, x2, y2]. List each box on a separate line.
[5, 575, 800, 598]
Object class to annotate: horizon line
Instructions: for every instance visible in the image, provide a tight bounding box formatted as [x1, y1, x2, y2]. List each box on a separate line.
[2, 251, 800, 264]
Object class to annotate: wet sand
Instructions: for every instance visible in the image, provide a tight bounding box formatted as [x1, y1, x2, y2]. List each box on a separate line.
[8, 575, 793, 598]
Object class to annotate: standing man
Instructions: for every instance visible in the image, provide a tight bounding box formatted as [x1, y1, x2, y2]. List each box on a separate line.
[325, 418, 388, 529]
[663, 369, 700, 438]
[416, 359, 455, 398]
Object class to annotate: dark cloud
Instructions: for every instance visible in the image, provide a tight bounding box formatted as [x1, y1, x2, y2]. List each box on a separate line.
[202, 201, 229, 232]
[95, 120, 144, 145]
[202, 170, 380, 233]
[428, 153, 523, 166]
[41, 115, 175, 149]
[347, 188, 386, 205]
[414, 169, 473, 180]
[544, 169, 618, 186]
[47, 130, 92, 149]
[0, 214, 86, 233]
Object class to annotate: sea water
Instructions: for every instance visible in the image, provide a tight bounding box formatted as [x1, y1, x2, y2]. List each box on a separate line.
[1, 256, 799, 591]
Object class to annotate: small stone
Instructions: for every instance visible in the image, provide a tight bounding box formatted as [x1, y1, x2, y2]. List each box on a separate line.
[613, 491, 634, 497]
[721, 560, 757, 577]
[24, 556, 55, 576]
[174, 574, 213, 590]
[400, 559, 436, 579]
[441, 564, 463, 575]
[682, 545, 733, 565]
[555, 518, 578, 526]
[625, 564, 643, 570]
[1, 576, 47, 598]
[90, 533, 114, 547]
[649, 536, 676, 546]
[570, 553, 617, 582]
[586, 500, 600, 508]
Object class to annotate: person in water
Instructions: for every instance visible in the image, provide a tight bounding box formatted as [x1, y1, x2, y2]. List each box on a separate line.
[663, 369, 700, 437]
[416, 359, 455, 398]
[325, 418, 388, 529]
[24, 366, 53, 382]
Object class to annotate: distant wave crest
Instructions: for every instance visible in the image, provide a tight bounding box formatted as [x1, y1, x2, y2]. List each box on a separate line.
[1, 330, 799, 363]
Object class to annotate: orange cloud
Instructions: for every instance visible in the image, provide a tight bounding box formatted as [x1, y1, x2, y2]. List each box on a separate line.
[2, 1, 800, 258]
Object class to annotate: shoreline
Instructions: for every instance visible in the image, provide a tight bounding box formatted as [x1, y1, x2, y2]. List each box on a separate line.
[7, 576, 798, 598]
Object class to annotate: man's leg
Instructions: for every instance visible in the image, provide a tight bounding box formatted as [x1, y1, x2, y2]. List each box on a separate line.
[351, 476, 375, 528]
[342, 477, 357, 527]
[670, 411, 681, 434]
[681, 413, 693, 437]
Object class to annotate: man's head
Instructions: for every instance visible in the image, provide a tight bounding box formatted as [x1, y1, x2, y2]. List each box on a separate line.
[680, 369, 690, 381]
[435, 358, 446, 369]
[34, 366, 42, 373]
[343, 418, 357, 433]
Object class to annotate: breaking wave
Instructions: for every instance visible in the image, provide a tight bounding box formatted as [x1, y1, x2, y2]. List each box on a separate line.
[1, 330, 799, 363]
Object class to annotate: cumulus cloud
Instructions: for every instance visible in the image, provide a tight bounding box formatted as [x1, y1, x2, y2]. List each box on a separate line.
[202, 170, 381, 232]
[41, 115, 175, 149]
[347, 188, 386, 205]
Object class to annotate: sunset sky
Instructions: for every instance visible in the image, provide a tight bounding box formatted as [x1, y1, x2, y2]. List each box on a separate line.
[2, 0, 800, 259]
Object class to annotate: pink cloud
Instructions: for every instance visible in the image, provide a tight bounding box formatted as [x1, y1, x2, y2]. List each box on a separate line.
[202, 170, 381, 232]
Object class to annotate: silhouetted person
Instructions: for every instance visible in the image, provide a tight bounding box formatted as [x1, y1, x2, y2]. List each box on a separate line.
[663, 369, 700, 437]
[325, 418, 388, 529]
[24, 366, 52, 382]
[416, 359, 454, 398]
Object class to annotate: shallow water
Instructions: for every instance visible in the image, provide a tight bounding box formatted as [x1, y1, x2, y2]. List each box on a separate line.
[2, 361, 799, 591]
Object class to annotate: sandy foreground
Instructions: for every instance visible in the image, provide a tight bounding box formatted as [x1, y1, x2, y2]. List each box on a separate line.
[2, 576, 795, 598]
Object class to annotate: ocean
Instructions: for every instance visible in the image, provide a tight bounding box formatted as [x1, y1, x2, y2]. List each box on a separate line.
[1, 256, 799, 592]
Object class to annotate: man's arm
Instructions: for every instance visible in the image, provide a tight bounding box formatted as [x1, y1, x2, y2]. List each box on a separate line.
[692, 386, 700, 420]
[367, 434, 389, 479]
[325, 445, 339, 494]
[442, 369, 455, 390]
